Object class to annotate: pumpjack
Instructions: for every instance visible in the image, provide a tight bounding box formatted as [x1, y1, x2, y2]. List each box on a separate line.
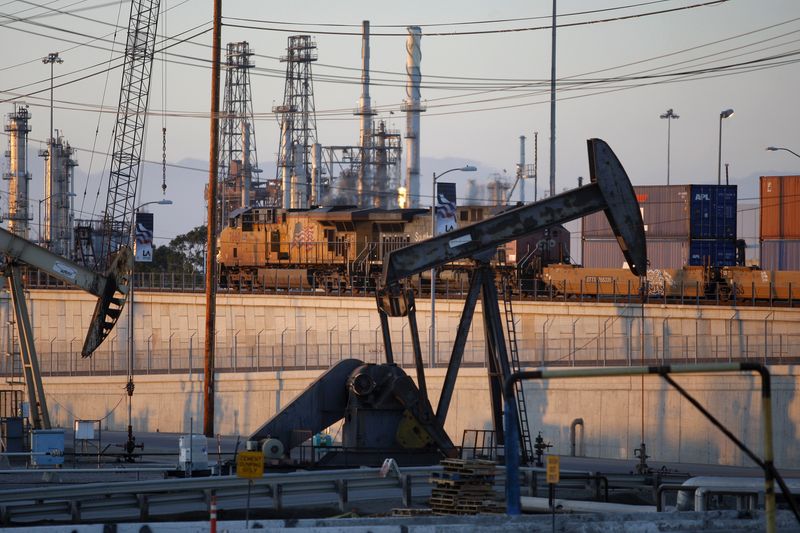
[250, 139, 647, 466]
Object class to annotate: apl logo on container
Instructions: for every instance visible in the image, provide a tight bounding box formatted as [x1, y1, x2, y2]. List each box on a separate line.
[694, 193, 710, 201]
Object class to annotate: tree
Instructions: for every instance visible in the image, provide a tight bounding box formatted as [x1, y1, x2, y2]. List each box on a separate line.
[169, 225, 207, 272]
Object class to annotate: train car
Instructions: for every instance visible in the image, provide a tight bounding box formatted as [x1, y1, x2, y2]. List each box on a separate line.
[218, 206, 428, 290]
[721, 266, 800, 301]
[542, 264, 707, 299]
[218, 204, 571, 292]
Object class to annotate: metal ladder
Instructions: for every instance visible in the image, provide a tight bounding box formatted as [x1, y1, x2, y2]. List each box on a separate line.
[501, 274, 534, 465]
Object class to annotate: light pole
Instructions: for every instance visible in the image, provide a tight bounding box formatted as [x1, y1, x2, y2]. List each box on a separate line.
[38, 191, 75, 248]
[125, 198, 172, 460]
[42, 52, 63, 145]
[717, 108, 734, 185]
[430, 165, 476, 367]
[659, 108, 679, 185]
[766, 146, 800, 160]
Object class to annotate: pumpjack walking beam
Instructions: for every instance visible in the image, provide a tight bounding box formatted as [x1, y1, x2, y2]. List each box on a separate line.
[377, 138, 647, 460]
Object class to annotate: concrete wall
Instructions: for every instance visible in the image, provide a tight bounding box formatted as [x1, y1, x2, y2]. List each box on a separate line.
[40, 365, 800, 468]
[4, 290, 799, 468]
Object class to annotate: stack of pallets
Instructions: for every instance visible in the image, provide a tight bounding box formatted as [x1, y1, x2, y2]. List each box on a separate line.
[429, 458, 501, 515]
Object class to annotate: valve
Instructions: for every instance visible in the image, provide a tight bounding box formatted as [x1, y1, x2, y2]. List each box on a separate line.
[533, 431, 553, 468]
[634, 441, 650, 475]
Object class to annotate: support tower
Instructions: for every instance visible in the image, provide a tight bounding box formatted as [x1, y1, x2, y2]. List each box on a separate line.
[217, 42, 266, 225]
[274, 35, 318, 209]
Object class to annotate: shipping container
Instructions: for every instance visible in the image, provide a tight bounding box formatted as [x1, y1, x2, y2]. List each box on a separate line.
[582, 238, 688, 270]
[583, 185, 691, 239]
[688, 239, 736, 266]
[689, 185, 737, 239]
[760, 176, 800, 239]
[760, 240, 800, 271]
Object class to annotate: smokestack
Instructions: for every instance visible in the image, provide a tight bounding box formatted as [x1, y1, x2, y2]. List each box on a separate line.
[403, 26, 424, 208]
[355, 21, 376, 207]
[518, 135, 526, 203]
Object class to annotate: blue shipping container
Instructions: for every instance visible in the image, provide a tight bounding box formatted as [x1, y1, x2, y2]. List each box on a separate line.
[689, 239, 737, 266]
[690, 185, 737, 239]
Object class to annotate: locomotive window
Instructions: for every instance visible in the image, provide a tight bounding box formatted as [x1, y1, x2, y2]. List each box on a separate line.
[334, 222, 355, 232]
[242, 213, 253, 232]
[375, 223, 404, 233]
[270, 230, 281, 253]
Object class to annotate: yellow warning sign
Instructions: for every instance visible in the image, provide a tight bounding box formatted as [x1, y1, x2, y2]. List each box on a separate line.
[546, 455, 560, 484]
[236, 451, 264, 479]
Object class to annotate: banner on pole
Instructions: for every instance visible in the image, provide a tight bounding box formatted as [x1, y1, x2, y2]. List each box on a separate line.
[134, 212, 154, 263]
[435, 182, 457, 236]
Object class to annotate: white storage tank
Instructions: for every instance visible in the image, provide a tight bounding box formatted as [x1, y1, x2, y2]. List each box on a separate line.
[178, 434, 208, 471]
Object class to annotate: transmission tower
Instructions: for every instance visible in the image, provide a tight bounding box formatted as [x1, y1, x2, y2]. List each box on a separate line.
[217, 42, 265, 225]
[274, 35, 318, 209]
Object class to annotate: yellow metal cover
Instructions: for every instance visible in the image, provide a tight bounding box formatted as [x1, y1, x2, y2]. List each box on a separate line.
[236, 451, 264, 479]
[546, 455, 560, 484]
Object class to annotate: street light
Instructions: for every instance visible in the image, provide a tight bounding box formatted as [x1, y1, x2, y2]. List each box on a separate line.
[717, 108, 734, 185]
[42, 52, 63, 145]
[430, 165, 476, 367]
[659, 108, 679, 185]
[766, 146, 800, 160]
[125, 198, 172, 460]
[38, 191, 76, 247]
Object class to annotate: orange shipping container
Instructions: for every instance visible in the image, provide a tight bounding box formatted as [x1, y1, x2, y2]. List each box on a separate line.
[760, 175, 800, 239]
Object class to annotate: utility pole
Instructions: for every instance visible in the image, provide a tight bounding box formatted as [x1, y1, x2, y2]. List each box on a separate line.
[204, 0, 222, 438]
[42, 52, 63, 145]
[549, 0, 557, 198]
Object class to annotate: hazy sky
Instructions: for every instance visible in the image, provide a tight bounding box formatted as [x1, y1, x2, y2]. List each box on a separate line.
[1, 0, 798, 242]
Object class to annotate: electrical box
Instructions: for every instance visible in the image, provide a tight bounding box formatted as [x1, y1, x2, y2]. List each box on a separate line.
[178, 434, 208, 471]
[31, 429, 65, 466]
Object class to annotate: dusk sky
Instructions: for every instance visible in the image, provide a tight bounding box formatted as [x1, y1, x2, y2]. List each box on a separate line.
[1, 0, 798, 242]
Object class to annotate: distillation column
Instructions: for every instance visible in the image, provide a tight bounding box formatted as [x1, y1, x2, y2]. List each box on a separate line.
[4, 104, 32, 239]
[40, 133, 77, 258]
[517, 135, 526, 203]
[402, 26, 424, 208]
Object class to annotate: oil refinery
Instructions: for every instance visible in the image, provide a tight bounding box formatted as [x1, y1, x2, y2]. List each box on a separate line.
[0, 2, 799, 532]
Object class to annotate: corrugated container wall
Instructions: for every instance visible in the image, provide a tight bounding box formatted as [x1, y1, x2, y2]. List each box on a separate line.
[689, 239, 736, 266]
[582, 238, 688, 270]
[689, 185, 737, 239]
[761, 176, 800, 239]
[582, 185, 691, 239]
[760, 240, 800, 271]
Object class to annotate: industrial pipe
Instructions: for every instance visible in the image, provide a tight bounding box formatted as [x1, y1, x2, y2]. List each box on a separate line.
[569, 418, 584, 457]
[503, 363, 784, 533]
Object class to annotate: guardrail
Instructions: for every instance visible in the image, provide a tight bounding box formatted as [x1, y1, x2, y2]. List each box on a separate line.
[0, 465, 611, 525]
